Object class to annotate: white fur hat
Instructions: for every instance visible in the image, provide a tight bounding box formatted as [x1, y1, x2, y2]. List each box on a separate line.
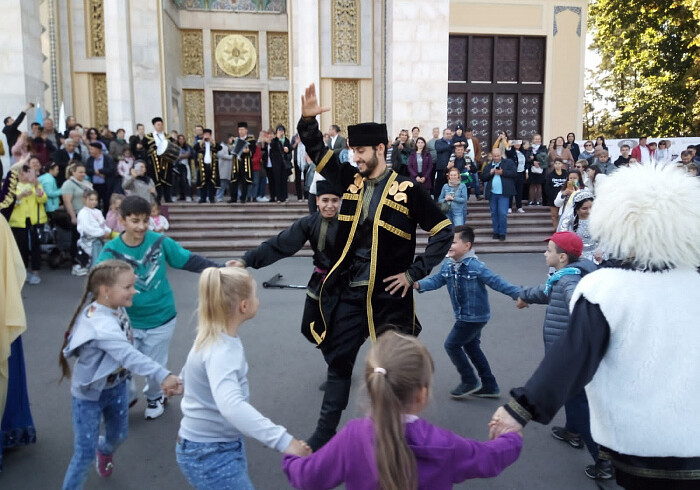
[590, 165, 700, 269]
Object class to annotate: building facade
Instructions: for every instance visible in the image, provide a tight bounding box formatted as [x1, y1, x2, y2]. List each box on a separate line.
[1, 0, 587, 150]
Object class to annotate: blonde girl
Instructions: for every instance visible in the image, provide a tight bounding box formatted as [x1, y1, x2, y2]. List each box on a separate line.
[176, 267, 310, 490]
[283, 330, 523, 490]
[60, 260, 182, 489]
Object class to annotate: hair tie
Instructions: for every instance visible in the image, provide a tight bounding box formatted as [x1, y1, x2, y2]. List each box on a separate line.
[373, 367, 387, 376]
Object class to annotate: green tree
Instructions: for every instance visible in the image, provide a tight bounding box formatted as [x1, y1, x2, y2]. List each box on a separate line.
[587, 0, 700, 137]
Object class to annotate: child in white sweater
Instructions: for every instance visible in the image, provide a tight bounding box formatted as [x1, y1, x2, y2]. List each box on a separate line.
[176, 267, 310, 489]
[76, 190, 111, 271]
[148, 201, 169, 233]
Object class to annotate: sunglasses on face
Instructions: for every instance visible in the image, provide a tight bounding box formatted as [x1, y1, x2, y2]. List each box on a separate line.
[584, 144, 593, 147]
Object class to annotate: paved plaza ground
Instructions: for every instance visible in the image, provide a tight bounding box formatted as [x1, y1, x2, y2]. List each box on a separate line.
[2, 254, 620, 489]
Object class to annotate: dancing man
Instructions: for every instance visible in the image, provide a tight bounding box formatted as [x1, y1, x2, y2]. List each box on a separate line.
[297, 84, 453, 450]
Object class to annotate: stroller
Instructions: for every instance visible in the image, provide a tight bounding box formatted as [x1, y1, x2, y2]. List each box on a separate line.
[38, 209, 74, 269]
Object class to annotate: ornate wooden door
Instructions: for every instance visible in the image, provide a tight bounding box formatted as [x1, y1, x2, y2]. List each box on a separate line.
[448, 36, 545, 151]
[213, 91, 262, 141]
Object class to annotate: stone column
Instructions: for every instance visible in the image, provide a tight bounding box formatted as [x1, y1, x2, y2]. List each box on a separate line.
[0, 0, 43, 129]
[386, 0, 449, 137]
[290, 0, 320, 126]
[105, 0, 136, 132]
[129, 0, 164, 128]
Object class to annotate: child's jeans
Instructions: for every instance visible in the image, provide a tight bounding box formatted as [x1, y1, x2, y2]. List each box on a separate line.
[444, 321, 498, 389]
[62, 380, 129, 490]
[129, 316, 176, 402]
[176, 437, 254, 490]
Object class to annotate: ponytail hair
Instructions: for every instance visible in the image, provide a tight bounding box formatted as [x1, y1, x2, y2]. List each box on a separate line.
[59, 260, 134, 380]
[365, 330, 434, 490]
[194, 267, 254, 351]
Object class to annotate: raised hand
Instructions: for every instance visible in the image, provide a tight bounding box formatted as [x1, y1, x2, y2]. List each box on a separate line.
[301, 84, 331, 118]
[488, 406, 523, 440]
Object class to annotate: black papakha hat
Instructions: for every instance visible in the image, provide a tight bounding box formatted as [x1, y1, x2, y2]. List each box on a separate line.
[151, 117, 163, 124]
[315, 180, 342, 197]
[347, 122, 388, 147]
[237, 121, 248, 128]
[203, 128, 212, 134]
[89, 142, 103, 149]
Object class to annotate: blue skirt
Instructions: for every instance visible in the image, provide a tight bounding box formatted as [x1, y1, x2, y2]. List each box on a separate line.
[0, 336, 37, 472]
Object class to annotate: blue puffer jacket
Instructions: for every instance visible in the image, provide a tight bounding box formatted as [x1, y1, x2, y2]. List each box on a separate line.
[519, 259, 597, 351]
[417, 251, 521, 323]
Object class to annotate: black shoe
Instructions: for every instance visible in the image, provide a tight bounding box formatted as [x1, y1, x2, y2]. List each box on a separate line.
[551, 426, 584, 449]
[471, 386, 501, 398]
[476, 195, 485, 201]
[198, 199, 206, 203]
[449, 382, 482, 398]
[318, 381, 327, 391]
[492, 233, 499, 240]
[498, 234, 506, 241]
[585, 461, 614, 480]
[227, 199, 236, 203]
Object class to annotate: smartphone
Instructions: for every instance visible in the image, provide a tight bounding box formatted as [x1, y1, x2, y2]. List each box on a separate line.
[566, 181, 575, 191]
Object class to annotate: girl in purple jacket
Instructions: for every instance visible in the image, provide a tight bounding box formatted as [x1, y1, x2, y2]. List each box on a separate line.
[283, 331, 522, 490]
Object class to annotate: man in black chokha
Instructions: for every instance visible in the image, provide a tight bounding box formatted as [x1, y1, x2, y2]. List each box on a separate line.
[297, 83, 453, 450]
[230, 180, 343, 344]
[144, 117, 173, 203]
[193, 129, 221, 203]
[229, 121, 256, 203]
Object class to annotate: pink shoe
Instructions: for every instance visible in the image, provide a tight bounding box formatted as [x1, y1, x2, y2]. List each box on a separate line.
[95, 450, 114, 478]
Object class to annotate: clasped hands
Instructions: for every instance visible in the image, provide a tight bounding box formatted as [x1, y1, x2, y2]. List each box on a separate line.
[161, 374, 184, 397]
[488, 406, 523, 439]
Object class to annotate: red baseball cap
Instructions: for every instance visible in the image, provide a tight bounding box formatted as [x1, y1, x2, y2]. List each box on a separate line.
[544, 232, 583, 257]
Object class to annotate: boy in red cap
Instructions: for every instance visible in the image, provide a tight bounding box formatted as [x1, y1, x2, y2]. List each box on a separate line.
[516, 232, 609, 479]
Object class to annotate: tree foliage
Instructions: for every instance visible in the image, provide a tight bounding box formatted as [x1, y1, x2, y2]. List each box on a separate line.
[587, 0, 700, 137]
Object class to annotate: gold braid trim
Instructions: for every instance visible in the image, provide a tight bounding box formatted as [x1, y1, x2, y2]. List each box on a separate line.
[366, 172, 398, 342]
[430, 218, 452, 236]
[342, 192, 360, 201]
[506, 399, 533, 424]
[337, 214, 355, 221]
[378, 220, 411, 240]
[383, 199, 410, 216]
[316, 149, 333, 173]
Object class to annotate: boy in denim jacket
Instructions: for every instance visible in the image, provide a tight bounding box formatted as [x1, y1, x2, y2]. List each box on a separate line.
[414, 226, 521, 398]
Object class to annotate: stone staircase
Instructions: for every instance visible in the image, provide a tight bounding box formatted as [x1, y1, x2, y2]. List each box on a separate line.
[166, 199, 554, 259]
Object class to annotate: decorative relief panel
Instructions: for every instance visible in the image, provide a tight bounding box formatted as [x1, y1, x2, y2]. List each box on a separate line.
[468, 37, 493, 82]
[448, 37, 467, 82]
[269, 92, 289, 130]
[212, 32, 259, 78]
[181, 30, 204, 76]
[332, 0, 359, 64]
[520, 38, 546, 83]
[267, 33, 289, 79]
[183, 89, 205, 144]
[553, 6, 582, 36]
[467, 94, 492, 150]
[494, 38, 519, 83]
[173, 0, 286, 13]
[493, 93, 516, 139]
[85, 0, 105, 57]
[517, 95, 542, 139]
[91, 73, 109, 128]
[447, 93, 466, 131]
[332, 80, 359, 133]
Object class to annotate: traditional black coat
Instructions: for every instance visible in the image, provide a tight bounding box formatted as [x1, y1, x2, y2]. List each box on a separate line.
[193, 141, 222, 189]
[241, 212, 341, 344]
[231, 135, 256, 183]
[144, 132, 173, 187]
[297, 116, 453, 345]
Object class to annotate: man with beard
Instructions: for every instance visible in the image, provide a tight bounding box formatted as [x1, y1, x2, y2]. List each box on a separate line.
[296, 84, 453, 451]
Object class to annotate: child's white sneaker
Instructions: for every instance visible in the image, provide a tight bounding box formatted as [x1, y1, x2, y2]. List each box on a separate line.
[71, 265, 88, 276]
[144, 396, 166, 420]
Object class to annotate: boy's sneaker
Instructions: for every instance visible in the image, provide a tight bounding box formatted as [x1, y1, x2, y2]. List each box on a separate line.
[584, 460, 614, 480]
[551, 426, 584, 448]
[450, 382, 482, 399]
[71, 265, 88, 276]
[517, 208, 525, 213]
[25, 272, 41, 285]
[95, 449, 114, 478]
[471, 386, 501, 398]
[144, 396, 166, 420]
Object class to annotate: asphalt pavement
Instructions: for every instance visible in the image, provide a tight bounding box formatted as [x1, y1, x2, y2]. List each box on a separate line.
[1, 253, 621, 489]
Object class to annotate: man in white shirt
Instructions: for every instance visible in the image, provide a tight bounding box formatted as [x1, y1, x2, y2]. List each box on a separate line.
[145, 116, 174, 203]
[327, 125, 346, 156]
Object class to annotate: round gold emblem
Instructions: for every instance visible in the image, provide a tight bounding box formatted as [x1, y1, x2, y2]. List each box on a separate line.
[215, 34, 257, 77]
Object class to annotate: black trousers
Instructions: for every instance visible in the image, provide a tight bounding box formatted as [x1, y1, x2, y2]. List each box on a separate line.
[433, 168, 447, 200]
[93, 182, 111, 214]
[271, 162, 289, 202]
[156, 184, 172, 204]
[510, 171, 525, 209]
[293, 161, 303, 199]
[307, 193, 317, 214]
[12, 222, 41, 271]
[230, 179, 250, 203]
[173, 162, 190, 199]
